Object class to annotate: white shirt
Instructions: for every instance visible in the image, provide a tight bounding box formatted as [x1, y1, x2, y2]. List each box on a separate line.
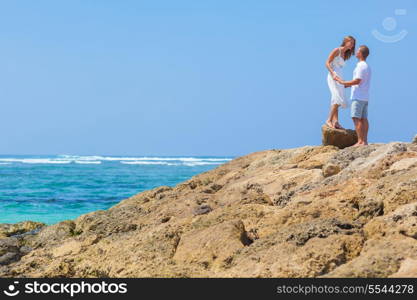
[351, 61, 371, 101]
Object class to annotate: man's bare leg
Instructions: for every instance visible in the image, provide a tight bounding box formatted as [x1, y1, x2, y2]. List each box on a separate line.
[363, 118, 369, 145]
[352, 117, 364, 146]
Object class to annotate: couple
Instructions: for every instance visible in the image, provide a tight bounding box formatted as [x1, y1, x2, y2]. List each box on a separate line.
[326, 36, 372, 147]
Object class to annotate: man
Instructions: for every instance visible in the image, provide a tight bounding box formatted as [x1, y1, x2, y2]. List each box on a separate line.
[336, 45, 372, 146]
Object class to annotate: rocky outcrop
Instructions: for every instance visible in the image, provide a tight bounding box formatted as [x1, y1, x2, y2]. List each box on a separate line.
[322, 124, 358, 149]
[0, 222, 45, 266]
[0, 221, 45, 239]
[389, 258, 417, 277]
[1, 141, 417, 278]
[413, 134, 417, 144]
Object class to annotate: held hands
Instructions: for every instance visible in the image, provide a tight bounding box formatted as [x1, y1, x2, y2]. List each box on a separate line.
[332, 73, 349, 87]
[337, 78, 350, 88]
[334, 76, 343, 84]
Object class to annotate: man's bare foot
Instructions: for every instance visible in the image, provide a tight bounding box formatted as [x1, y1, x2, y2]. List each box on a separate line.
[352, 142, 366, 147]
[326, 120, 335, 129]
[334, 121, 345, 130]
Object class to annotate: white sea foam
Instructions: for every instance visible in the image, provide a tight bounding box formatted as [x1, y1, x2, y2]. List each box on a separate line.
[0, 159, 20, 162]
[120, 161, 179, 166]
[0, 158, 71, 164]
[22, 159, 72, 164]
[58, 155, 104, 161]
[183, 162, 223, 166]
[0, 155, 232, 165]
[74, 161, 102, 164]
[57, 155, 232, 162]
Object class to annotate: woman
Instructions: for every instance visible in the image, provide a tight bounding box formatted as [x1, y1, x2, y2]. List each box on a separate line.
[325, 36, 356, 129]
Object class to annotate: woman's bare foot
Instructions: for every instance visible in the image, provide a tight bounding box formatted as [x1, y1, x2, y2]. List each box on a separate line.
[334, 121, 344, 130]
[326, 120, 335, 129]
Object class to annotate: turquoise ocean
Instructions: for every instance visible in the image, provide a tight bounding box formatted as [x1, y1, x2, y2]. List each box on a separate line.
[0, 155, 232, 224]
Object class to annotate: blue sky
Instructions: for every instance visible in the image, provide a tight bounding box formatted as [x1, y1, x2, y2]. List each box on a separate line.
[0, 0, 416, 156]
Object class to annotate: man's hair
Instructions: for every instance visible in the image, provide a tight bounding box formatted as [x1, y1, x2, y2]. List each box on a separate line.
[359, 45, 370, 59]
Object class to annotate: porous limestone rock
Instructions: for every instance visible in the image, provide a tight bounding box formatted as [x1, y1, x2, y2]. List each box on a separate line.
[0, 221, 45, 239]
[1, 142, 417, 278]
[322, 124, 358, 149]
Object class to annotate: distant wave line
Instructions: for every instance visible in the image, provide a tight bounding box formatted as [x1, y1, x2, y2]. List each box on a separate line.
[0, 159, 72, 164]
[57, 155, 232, 162]
[0, 156, 232, 165]
[120, 161, 223, 166]
[120, 161, 179, 165]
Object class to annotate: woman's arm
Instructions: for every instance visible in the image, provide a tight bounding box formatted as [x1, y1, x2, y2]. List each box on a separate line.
[336, 78, 361, 87]
[325, 48, 340, 79]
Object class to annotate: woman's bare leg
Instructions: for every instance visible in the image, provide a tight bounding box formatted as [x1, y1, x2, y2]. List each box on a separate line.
[326, 104, 338, 128]
[332, 104, 345, 129]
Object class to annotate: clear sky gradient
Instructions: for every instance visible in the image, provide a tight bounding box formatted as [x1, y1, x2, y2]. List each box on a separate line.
[1, 0, 416, 156]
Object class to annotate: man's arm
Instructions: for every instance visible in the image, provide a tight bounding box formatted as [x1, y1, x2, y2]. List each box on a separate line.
[337, 63, 366, 87]
[336, 78, 361, 87]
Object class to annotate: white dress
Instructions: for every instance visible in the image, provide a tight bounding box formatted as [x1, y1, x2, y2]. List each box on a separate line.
[327, 49, 348, 108]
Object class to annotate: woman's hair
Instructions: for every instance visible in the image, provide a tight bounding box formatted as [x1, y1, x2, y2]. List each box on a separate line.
[340, 36, 356, 61]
